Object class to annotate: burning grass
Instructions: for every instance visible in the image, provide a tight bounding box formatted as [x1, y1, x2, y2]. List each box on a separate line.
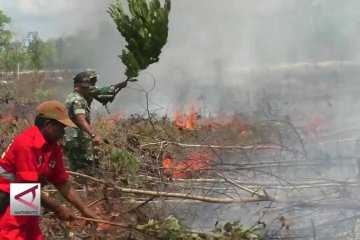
[0, 73, 324, 239]
[1, 101, 304, 239]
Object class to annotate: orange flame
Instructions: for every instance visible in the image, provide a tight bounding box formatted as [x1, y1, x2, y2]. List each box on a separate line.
[174, 111, 182, 127]
[162, 150, 209, 179]
[184, 107, 196, 129]
[174, 106, 197, 129]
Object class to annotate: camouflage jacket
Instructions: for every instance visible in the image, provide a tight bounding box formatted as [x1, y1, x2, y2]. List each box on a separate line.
[64, 90, 90, 140]
[63, 85, 116, 140]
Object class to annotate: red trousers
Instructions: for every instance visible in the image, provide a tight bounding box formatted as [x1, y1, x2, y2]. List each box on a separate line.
[0, 205, 43, 240]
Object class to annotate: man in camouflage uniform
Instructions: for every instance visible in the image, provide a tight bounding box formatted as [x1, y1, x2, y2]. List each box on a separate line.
[63, 70, 128, 175]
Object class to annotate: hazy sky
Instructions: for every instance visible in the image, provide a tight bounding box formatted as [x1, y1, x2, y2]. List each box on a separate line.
[1, 1, 290, 39]
[0, 0, 113, 39]
[2, 0, 359, 64]
[2, 0, 360, 116]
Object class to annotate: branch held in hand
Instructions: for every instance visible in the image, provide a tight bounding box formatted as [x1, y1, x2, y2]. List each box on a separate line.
[108, 0, 171, 80]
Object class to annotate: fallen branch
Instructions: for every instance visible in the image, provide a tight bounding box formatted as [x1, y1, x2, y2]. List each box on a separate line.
[215, 162, 354, 170]
[217, 173, 276, 200]
[123, 196, 157, 214]
[140, 175, 360, 188]
[75, 216, 130, 228]
[43, 188, 117, 192]
[67, 171, 273, 203]
[140, 141, 282, 150]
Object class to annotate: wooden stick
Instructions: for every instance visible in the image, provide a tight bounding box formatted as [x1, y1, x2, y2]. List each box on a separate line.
[74, 216, 130, 228]
[140, 141, 282, 150]
[217, 173, 271, 200]
[139, 175, 359, 187]
[124, 196, 157, 214]
[74, 197, 104, 214]
[43, 188, 117, 193]
[67, 171, 273, 203]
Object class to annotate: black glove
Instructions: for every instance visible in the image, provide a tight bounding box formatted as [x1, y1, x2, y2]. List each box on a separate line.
[114, 78, 138, 90]
[114, 81, 127, 90]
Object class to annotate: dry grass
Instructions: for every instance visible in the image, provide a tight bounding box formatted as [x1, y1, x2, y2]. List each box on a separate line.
[0, 73, 299, 239]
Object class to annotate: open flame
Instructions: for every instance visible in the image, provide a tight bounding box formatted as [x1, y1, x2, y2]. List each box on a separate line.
[162, 150, 209, 179]
[203, 117, 251, 142]
[174, 106, 197, 129]
[174, 107, 254, 143]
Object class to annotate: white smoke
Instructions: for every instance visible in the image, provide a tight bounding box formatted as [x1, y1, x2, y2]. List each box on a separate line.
[3, 0, 360, 118]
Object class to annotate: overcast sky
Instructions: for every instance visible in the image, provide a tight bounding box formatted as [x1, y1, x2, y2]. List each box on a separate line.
[0, 0, 288, 39]
[0, 0, 113, 39]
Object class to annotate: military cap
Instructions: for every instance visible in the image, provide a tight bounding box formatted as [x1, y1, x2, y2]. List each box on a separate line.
[73, 72, 91, 84]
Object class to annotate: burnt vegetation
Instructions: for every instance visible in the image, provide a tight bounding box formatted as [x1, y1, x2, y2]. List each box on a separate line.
[3, 64, 360, 239]
[3, 1, 360, 240]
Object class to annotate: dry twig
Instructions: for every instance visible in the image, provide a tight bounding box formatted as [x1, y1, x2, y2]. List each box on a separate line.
[217, 173, 278, 201]
[140, 141, 283, 150]
[67, 171, 274, 203]
[75, 216, 129, 228]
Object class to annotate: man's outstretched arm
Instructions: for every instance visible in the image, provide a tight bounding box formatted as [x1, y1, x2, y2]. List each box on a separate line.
[54, 180, 97, 219]
[41, 192, 76, 220]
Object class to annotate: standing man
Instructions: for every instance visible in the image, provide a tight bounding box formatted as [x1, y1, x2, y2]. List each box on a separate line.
[0, 100, 96, 240]
[63, 70, 128, 175]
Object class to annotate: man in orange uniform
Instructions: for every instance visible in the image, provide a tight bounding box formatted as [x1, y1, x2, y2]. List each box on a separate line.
[0, 100, 96, 240]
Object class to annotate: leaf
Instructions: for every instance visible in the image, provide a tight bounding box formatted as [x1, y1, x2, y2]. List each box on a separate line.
[111, 148, 139, 176]
[108, 0, 171, 79]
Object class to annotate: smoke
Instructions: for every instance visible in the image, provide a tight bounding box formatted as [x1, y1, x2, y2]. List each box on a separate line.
[39, 1, 360, 237]
[4, 1, 360, 236]
[92, 0, 360, 117]
[4, 0, 360, 119]
[1, 0, 112, 37]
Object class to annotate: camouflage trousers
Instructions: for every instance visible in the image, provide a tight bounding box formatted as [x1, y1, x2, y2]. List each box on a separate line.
[63, 135, 100, 176]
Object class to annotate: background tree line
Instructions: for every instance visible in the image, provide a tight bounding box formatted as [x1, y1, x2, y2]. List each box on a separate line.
[0, 10, 102, 72]
[3, 0, 360, 72]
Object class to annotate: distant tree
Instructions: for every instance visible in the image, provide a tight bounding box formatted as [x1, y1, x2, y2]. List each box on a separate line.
[40, 39, 59, 69]
[55, 38, 64, 68]
[0, 10, 12, 70]
[3, 40, 27, 71]
[0, 10, 11, 50]
[26, 32, 50, 70]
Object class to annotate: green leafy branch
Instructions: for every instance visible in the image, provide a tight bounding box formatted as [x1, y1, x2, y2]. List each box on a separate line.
[108, 0, 171, 79]
[136, 216, 266, 240]
[111, 148, 139, 176]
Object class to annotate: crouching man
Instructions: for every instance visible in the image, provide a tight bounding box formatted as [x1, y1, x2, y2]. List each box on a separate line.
[0, 100, 97, 240]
